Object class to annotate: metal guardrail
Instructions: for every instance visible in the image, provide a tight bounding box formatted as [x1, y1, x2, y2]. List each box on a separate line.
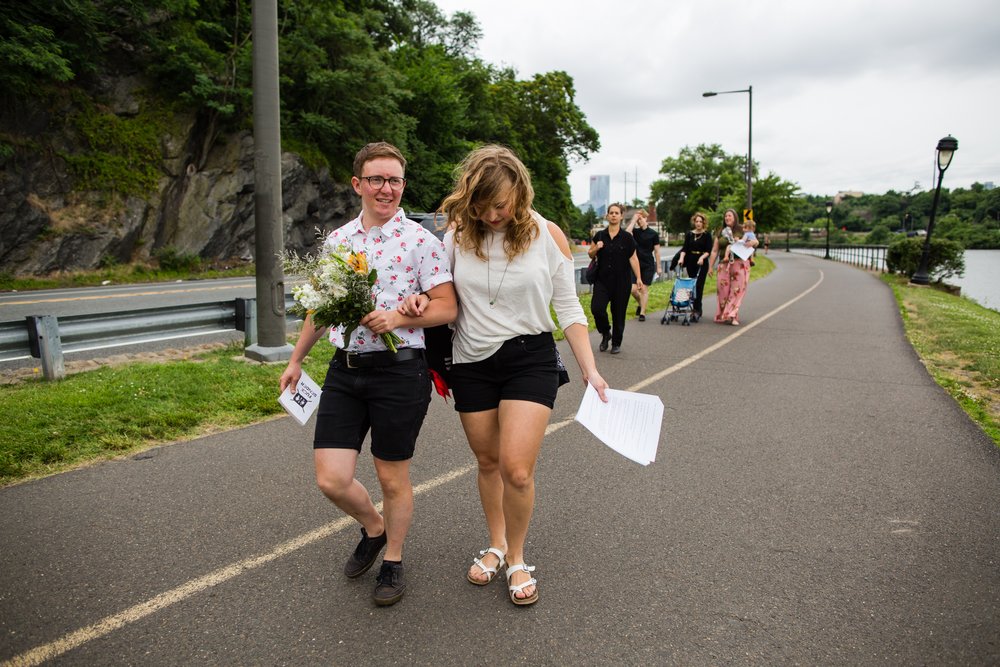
[0, 296, 298, 379]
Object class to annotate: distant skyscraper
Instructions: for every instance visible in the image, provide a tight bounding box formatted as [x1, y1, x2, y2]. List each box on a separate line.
[589, 175, 610, 216]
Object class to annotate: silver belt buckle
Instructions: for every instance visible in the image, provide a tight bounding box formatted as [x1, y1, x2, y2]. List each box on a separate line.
[346, 351, 359, 369]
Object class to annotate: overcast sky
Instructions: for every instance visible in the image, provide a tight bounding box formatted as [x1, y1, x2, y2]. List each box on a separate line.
[431, 0, 1000, 208]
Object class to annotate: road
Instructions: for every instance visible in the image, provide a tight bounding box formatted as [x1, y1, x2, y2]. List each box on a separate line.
[1, 252, 998, 665]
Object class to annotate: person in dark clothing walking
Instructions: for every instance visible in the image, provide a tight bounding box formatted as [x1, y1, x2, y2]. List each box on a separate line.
[588, 203, 644, 354]
[625, 209, 661, 320]
[677, 212, 713, 319]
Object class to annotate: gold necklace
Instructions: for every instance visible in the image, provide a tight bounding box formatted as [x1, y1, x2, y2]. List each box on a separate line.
[486, 233, 510, 308]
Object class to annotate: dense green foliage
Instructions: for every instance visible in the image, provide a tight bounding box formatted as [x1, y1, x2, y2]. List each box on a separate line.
[646, 143, 799, 236]
[2, 0, 598, 228]
[885, 236, 965, 282]
[794, 185, 1000, 249]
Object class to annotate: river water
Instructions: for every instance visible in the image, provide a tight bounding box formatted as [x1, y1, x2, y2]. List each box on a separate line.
[950, 250, 999, 312]
[792, 248, 997, 312]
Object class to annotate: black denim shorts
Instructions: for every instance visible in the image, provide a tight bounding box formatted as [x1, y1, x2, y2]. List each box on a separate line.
[313, 356, 431, 461]
[450, 333, 560, 412]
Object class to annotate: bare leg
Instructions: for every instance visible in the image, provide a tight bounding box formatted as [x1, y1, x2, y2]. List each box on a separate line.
[460, 409, 507, 582]
[497, 400, 550, 600]
[373, 457, 413, 562]
[314, 449, 384, 538]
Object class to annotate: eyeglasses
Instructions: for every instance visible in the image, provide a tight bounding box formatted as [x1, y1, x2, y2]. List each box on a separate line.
[360, 175, 406, 190]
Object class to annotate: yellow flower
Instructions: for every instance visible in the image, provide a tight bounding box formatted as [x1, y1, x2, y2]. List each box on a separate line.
[347, 251, 369, 275]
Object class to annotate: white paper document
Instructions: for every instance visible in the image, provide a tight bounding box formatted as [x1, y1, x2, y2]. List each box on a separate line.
[278, 369, 322, 426]
[574, 384, 664, 465]
[729, 241, 755, 261]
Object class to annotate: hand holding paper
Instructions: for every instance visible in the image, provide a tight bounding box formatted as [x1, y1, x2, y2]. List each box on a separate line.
[279, 369, 322, 426]
[574, 384, 664, 465]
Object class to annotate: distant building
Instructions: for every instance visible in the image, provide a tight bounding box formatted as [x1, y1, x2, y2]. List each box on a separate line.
[589, 175, 610, 217]
[833, 190, 864, 205]
[984, 181, 995, 191]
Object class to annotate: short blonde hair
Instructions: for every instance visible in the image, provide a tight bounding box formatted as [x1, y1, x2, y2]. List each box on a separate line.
[439, 145, 538, 261]
[352, 142, 406, 177]
[743, 220, 756, 231]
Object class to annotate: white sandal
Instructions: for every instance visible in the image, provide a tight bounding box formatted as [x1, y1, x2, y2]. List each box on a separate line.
[467, 547, 506, 586]
[505, 563, 538, 605]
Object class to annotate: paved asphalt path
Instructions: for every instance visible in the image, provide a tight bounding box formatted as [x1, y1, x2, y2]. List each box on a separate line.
[2, 253, 998, 665]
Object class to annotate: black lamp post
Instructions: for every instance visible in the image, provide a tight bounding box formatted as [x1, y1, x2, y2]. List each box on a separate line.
[703, 86, 753, 214]
[911, 135, 958, 285]
[824, 201, 833, 259]
[786, 225, 791, 252]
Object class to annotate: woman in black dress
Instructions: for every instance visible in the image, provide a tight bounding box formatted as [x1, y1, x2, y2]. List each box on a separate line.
[677, 212, 713, 320]
[588, 203, 644, 354]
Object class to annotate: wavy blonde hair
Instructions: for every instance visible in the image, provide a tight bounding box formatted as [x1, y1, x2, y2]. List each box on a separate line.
[439, 145, 538, 261]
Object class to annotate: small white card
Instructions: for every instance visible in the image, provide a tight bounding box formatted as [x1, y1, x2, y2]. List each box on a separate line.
[279, 369, 322, 426]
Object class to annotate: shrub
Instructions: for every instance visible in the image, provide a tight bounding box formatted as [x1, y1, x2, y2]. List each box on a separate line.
[886, 236, 965, 281]
[865, 225, 892, 245]
[153, 246, 202, 272]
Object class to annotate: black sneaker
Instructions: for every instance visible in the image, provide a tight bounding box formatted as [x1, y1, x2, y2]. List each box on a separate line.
[374, 561, 406, 606]
[610, 345, 621, 354]
[638, 314, 646, 322]
[599, 333, 610, 352]
[635, 305, 641, 316]
[344, 527, 387, 578]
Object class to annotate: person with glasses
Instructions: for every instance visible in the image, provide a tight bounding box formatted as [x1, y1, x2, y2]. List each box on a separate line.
[677, 212, 713, 320]
[279, 142, 457, 607]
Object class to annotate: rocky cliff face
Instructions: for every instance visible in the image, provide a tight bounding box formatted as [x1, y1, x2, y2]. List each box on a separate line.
[0, 80, 359, 276]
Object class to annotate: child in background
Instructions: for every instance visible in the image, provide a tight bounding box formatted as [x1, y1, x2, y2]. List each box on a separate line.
[724, 219, 757, 263]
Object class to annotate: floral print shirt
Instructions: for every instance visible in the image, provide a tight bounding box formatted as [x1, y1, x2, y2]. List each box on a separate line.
[324, 208, 452, 352]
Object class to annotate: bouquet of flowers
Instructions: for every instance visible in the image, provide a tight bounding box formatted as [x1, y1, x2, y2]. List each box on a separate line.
[283, 242, 404, 352]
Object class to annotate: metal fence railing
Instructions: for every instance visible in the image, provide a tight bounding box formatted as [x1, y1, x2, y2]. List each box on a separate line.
[793, 245, 889, 272]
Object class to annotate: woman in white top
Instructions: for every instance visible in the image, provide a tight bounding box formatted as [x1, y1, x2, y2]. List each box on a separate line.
[403, 145, 609, 605]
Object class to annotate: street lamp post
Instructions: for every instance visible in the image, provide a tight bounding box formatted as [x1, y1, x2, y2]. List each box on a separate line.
[911, 135, 958, 285]
[702, 86, 752, 214]
[824, 201, 833, 259]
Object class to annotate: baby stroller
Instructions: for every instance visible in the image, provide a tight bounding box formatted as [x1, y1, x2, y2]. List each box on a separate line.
[661, 267, 700, 326]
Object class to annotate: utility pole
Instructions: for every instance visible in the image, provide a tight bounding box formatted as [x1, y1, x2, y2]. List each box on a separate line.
[246, 0, 293, 362]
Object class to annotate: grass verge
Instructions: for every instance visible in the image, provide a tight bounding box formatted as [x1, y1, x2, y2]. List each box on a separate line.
[0, 263, 255, 292]
[1, 256, 781, 485]
[883, 274, 1000, 447]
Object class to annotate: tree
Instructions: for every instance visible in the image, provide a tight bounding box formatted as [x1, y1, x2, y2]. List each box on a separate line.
[571, 207, 600, 242]
[649, 144, 798, 236]
[649, 144, 744, 234]
[747, 172, 798, 233]
[482, 69, 599, 227]
[886, 236, 964, 281]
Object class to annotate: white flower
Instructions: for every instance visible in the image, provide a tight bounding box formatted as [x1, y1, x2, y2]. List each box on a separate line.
[292, 283, 324, 311]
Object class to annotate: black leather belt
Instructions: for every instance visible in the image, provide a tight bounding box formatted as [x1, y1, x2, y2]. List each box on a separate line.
[334, 347, 423, 369]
